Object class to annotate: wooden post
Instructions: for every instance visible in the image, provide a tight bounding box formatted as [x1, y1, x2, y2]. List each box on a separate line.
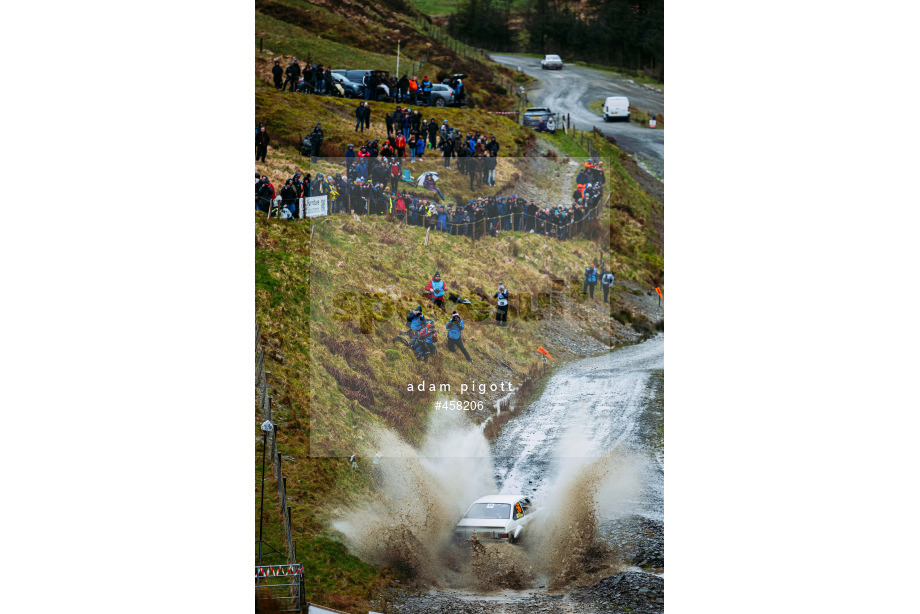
[259, 38, 263, 53]
[424, 225, 431, 247]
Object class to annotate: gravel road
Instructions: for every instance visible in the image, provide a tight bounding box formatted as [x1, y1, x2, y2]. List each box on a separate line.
[491, 54, 665, 179]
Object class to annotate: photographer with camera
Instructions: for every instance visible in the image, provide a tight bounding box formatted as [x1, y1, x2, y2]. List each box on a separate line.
[424, 271, 447, 311]
[494, 283, 510, 326]
[445, 311, 472, 363]
[406, 305, 425, 332]
[409, 315, 437, 362]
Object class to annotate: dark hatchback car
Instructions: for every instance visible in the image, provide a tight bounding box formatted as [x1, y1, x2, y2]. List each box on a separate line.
[522, 107, 554, 127]
[333, 69, 390, 96]
[330, 72, 362, 97]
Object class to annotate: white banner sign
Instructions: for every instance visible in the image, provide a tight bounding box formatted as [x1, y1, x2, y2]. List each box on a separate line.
[299, 195, 328, 218]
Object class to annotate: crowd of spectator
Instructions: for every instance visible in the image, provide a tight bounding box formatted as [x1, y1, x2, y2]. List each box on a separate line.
[272, 57, 466, 106]
[256, 158, 607, 242]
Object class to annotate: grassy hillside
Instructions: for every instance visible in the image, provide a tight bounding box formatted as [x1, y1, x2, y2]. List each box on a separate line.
[255, 0, 529, 110]
[255, 206, 664, 609]
[254, 5, 664, 606]
[255, 79, 663, 284]
[254, 78, 534, 156]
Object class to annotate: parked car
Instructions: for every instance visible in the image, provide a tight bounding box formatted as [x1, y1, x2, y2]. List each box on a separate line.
[454, 494, 538, 544]
[332, 69, 390, 97]
[522, 107, 554, 127]
[331, 72, 363, 98]
[541, 54, 563, 70]
[603, 96, 630, 122]
[428, 83, 458, 107]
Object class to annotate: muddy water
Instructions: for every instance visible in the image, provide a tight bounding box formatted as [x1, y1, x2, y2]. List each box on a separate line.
[347, 335, 665, 612]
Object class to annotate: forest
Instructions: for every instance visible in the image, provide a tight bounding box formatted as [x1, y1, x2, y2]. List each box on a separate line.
[446, 0, 663, 79]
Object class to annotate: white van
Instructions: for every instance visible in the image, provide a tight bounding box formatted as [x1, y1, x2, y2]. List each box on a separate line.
[603, 96, 630, 122]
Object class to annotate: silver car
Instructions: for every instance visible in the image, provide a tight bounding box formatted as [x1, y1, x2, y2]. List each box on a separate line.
[541, 54, 563, 70]
[428, 83, 458, 107]
[454, 494, 538, 544]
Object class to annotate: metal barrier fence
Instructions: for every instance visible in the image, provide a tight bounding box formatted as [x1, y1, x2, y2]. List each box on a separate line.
[255, 565, 303, 613]
[309, 198, 606, 241]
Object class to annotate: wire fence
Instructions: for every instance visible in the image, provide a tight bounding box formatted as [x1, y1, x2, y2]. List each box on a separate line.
[323, 200, 606, 239]
[256, 309, 297, 568]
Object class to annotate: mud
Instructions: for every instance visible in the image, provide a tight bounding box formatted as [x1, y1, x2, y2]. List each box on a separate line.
[335, 337, 665, 612]
[386, 569, 664, 614]
[332, 410, 643, 592]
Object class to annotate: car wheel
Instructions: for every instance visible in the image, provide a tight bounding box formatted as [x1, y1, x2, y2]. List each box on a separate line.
[508, 532, 517, 544]
[436, 98, 445, 108]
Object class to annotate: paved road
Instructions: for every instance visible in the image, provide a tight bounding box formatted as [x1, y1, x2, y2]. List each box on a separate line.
[491, 54, 665, 179]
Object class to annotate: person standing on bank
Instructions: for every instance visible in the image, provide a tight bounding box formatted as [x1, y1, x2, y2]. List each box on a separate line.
[601, 270, 614, 303]
[583, 264, 598, 299]
[425, 271, 446, 311]
[446, 311, 473, 363]
[256, 125, 270, 162]
[271, 60, 283, 89]
[494, 283, 510, 326]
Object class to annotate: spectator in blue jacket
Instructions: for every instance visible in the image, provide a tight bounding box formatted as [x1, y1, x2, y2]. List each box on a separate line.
[497, 198, 509, 231]
[355, 158, 368, 181]
[437, 206, 448, 231]
[407, 305, 425, 330]
[583, 264, 598, 299]
[415, 137, 426, 160]
[445, 311, 472, 362]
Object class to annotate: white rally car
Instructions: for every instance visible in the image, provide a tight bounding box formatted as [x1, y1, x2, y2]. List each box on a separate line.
[540, 54, 563, 70]
[454, 494, 538, 544]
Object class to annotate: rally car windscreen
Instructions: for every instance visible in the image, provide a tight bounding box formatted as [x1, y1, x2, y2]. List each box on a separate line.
[464, 503, 512, 519]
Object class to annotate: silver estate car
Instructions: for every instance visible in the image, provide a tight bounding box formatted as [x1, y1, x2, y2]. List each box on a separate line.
[454, 494, 538, 544]
[541, 54, 563, 70]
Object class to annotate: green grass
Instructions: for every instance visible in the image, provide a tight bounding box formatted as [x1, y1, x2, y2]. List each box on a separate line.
[254, 6, 664, 599]
[409, 0, 527, 15]
[408, 0, 463, 15]
[256, 12, 411, 77]
[586, 100, 663, 128]
[254, 77, 535, 164]
[587, 99, 603, 118]
[568, 60, 663, 89]
[256, 0, 528, 111]
[256, 210, 640, 608]
[539, 130, 591, 159]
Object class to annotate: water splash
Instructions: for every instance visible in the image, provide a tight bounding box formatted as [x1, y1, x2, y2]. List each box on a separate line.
[332, 399, 646, 590]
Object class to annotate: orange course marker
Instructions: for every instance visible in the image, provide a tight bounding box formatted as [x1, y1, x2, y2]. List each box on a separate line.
[655, 287, 662, 298]
[537, 346, 552, 359]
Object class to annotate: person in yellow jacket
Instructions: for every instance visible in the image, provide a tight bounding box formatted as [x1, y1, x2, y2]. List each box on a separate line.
[384, 188, 394, 213]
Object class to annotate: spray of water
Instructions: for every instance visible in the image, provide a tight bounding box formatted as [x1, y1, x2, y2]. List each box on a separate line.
[332, 400, 647, 590]
[331, 406, 495, 583]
